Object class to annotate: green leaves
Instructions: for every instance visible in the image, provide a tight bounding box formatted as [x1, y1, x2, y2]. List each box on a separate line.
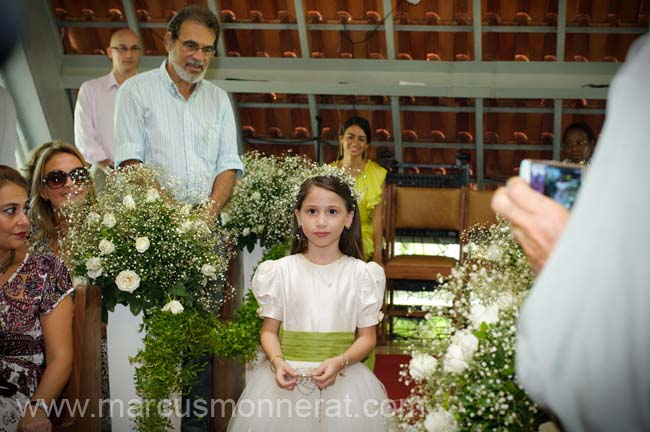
[132, 294, 264, 431]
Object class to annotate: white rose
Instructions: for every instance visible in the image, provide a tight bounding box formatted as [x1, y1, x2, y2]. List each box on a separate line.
[220, 212, 230, 225]
[452, 331, 479, 359]
[469, 303, 500, 328]
[538, 422, 560, 432]
[87, 268, 103, 279]
[423, 407, 458, 432]
[485, 243, 502, 261]
[135, 236, 150, 253]
[177, 221, 193, 234]
[443, 344, 470, 374]
[242, 227, 251, 237]
[161, 300, 184, 315]
[145, 188, 160, 202]
[86, 212, 101, 224]
[98, 239, 115, 255]
[251, 191, 262, 201]
[408, 352, 438, 380]
[193, 220, 210, 234]
[115, 270, 140, 293]
[72, 275, 88, 288]
[496, 291, 520, 309]
[103, 213, 116, 228]
[123, 194, 136, 210]
[256, 224, 264, 233]
[201, 263, 217, 279]
[85, 257, 103, 271]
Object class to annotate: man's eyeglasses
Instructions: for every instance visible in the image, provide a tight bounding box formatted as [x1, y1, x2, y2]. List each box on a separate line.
[42, 167, 91, 189]
[110, 45, 142, 54]
[177, 39, 216, 56]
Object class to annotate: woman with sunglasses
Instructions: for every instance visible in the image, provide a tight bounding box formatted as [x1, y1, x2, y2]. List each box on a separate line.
[0, 165, 74, 432]
[23, 140, 96, 255]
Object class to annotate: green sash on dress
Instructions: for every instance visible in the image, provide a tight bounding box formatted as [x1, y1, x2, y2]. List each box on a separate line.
[281, 329, 354, 362]
[280, 329, 375, 370]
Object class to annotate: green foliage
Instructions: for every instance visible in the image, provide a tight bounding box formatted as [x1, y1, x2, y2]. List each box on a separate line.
[212, 293, 263, 361]
[132, 310, 219, 431]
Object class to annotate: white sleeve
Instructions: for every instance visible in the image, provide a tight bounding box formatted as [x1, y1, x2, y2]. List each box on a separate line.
[252, 260, 283, 321]
[356, 262, 385, 328]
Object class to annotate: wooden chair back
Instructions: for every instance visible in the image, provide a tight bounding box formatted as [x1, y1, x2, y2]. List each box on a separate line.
[52, 284, 102, 432]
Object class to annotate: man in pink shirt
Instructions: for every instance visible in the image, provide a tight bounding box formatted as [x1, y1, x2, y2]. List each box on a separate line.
[74, 29, 141, 173]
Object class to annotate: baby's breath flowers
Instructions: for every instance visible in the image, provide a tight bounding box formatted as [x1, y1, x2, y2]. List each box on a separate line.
[59, 165, 230, 316]
[397, 220, 551, 431]
[221, 151, 357, 251]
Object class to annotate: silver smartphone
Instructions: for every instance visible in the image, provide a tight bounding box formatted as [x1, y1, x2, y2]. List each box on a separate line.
[519, 159, 586, 209]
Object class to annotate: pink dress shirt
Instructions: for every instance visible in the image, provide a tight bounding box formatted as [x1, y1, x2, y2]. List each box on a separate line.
[74, 72, 120, 164]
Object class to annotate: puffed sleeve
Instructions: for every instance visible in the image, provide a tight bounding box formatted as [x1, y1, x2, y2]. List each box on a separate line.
[39, 256, 74, 315]
[252, 260, 283, 321]
[356, 261, 386, 328]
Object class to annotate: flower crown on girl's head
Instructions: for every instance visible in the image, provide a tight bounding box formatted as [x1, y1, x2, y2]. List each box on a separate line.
[293, 164, 360, 205]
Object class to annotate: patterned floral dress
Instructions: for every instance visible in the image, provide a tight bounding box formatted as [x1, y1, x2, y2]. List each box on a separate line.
[0, 254, 73, 431]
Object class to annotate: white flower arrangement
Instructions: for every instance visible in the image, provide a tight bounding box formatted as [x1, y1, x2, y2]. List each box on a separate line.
[60, 165, 230, 316]
[221, 151, 356, 251]
[398, 220, 554, 430]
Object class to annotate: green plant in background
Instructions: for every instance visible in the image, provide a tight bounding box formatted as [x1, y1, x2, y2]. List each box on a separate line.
[212, 292, 263, 362]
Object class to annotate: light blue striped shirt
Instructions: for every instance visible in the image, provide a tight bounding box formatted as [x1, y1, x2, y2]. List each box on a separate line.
[114, 60, 243, 203]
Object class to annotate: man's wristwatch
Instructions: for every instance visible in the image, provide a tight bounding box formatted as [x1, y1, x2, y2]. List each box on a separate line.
[29, 399, 49, 414]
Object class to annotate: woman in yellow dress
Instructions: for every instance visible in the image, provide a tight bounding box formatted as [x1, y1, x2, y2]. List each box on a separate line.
[335, 117, 387, 264]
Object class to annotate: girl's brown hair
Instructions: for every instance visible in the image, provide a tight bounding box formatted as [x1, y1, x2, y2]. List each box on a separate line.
[290, 175, 364, 260]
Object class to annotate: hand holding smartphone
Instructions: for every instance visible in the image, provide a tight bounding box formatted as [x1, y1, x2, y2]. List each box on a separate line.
[519, 159, 586, 209]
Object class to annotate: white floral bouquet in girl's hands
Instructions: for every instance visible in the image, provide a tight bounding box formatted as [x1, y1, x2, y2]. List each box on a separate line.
[398, 221, 556, 432]
[59, 165, 230, 317]
[220, 151, 356, 251]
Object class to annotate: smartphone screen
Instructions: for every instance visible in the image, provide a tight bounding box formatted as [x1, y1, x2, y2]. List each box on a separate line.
[520, 160, 585, 209]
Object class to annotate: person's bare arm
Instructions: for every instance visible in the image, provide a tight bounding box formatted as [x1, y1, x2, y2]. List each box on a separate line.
[260, 318, 298, 390]
[18, 296, 73, 431]
[311, 326, 376, 390]
[118, 159, 142, 169]
[209, 169, 236, 218]
[491, 176, 570, 272]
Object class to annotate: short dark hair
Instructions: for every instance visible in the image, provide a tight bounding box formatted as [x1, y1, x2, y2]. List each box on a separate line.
[337, 116, 372, 161]
[562, 122, 596, 145]
[0, 164, 29, 192]
[167, 5, 220, 47]
[290, 175, 364, 260]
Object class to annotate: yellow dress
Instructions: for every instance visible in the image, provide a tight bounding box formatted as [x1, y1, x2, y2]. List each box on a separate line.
[354, 160, 388, 260]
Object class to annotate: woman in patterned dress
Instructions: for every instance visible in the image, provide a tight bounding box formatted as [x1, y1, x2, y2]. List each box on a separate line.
[0, 165, 74, 432]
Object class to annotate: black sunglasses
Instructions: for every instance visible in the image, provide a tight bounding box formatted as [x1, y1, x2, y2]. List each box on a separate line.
[42, 167, 90, 189]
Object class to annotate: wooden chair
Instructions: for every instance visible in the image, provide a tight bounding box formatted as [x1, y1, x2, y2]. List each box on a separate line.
[52, 284, 102, 432]
[465, 189, 498, 229]
[380, 185, 466, 343]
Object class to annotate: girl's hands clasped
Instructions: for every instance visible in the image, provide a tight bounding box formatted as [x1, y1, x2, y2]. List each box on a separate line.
[311, 355, 348, 390]
[273, 359, 299, 390]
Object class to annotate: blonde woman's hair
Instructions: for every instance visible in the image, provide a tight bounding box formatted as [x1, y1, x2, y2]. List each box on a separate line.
[22, 140, 96, 245]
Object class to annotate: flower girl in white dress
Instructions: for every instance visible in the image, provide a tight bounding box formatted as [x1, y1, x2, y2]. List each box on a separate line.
[228, 175, 393, 431]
